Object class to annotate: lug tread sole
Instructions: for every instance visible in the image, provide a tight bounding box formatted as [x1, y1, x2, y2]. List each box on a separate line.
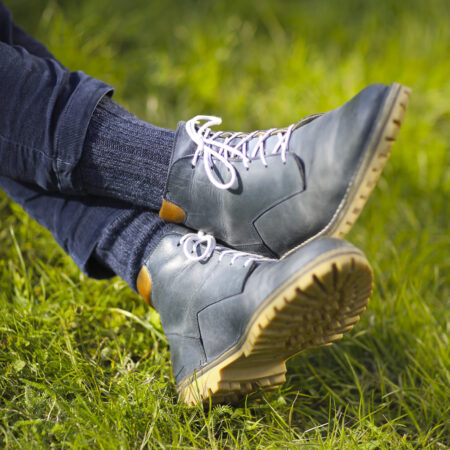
[178, 251, 373, 405]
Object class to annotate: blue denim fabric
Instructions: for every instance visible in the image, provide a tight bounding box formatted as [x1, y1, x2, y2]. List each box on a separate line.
[0, 2, 113, 193]
[0, 176, 123, 278]
[0, 2, 120, 278]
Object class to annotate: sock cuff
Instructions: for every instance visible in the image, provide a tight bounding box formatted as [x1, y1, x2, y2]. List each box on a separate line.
[80, 96, 175, 211]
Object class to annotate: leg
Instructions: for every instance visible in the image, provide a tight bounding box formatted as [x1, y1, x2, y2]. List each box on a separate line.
[0, 176, 173, 288]
[0, 2, 174, 211]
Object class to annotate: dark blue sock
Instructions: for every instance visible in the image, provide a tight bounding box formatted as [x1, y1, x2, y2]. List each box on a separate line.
[80, 96, 175, 211]
[94, 208, 176, 291]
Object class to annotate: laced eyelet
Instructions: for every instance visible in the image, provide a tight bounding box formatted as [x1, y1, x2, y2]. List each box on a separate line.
[185, 116, 294, 190]
[179, 231, 273, 265]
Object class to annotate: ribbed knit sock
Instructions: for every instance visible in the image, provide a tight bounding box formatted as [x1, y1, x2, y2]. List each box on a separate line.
[80, 96, 175, 211]
[94, 208, 176, 291]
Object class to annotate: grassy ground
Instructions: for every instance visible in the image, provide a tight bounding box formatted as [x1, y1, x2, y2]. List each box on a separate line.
[0, 0, 448, 447]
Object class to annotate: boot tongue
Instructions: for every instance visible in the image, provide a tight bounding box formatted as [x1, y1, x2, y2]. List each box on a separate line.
[245, 133, 281, 158]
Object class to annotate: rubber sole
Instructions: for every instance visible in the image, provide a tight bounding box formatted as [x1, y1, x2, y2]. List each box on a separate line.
[177, 249, 373, 405]
[327, 82, 411, 240]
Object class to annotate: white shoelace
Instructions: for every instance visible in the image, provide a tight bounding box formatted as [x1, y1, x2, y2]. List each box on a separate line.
[179, 231, 272, 267]
[185, 115, 295, 190]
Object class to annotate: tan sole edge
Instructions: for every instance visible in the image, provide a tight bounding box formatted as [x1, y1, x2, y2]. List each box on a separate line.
[329, 83, 411, 239]
[177, 251, 373, 406]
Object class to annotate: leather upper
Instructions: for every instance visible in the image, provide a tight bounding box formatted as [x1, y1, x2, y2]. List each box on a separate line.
[162, 84, 391, 257]
[144, 229, 357, 385]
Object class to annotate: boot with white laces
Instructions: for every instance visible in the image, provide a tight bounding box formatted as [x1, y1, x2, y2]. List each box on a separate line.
[159, 83, 411, 257]
[136, 227, 373, 405]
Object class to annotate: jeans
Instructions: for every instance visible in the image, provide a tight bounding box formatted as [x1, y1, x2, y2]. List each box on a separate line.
[0, 2, 128, 279]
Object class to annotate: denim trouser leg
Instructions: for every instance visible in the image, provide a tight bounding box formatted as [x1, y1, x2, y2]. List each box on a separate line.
[0, 175, 172, 286]
[0, 3, 122, 278]
[0, 2, 113, 193]
[0, 176, 126, 278]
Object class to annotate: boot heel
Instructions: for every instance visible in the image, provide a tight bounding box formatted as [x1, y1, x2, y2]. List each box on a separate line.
[179, 359, 287, 405]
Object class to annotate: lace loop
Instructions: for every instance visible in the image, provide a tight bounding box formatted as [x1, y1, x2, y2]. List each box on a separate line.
[180, 231, 216, 261]
[179, 231, 272, 266]
[185, 115, 295, 190]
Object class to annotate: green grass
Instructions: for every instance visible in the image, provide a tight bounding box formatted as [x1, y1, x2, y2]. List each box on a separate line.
[1, 0, 449, 447]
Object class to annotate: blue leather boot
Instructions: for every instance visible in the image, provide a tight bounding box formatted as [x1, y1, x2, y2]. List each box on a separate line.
[159, 83, 411, 257]
[136, 228, 373, 405]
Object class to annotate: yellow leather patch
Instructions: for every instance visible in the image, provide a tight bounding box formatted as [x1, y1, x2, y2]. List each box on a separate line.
[159, 199, 186, 223]
[137, 266, 152, 306]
